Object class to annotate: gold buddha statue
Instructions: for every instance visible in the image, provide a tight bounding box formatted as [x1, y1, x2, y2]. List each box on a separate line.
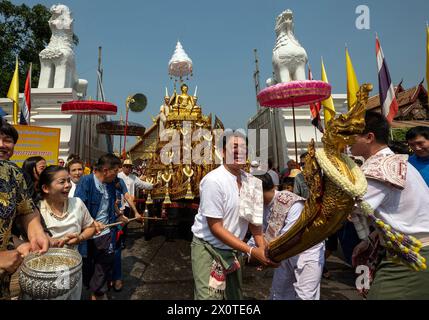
[174, 83, 199, 114]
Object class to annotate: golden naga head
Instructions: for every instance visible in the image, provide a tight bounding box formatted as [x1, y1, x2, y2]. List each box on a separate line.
[322, 83, 373, 154]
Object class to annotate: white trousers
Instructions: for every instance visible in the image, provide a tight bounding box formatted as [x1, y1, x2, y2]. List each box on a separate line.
[269, 245, 324, 300]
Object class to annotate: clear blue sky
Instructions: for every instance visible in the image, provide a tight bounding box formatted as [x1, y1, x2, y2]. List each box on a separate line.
[12, 0, 429, 133]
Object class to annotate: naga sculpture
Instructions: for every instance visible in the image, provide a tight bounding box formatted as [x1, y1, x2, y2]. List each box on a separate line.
[267, 83, 426, 270]
[267, 84, 372, 261]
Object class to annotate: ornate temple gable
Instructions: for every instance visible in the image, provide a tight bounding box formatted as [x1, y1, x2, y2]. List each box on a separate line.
[365, 83, 428, 122]
[129, 118, 159, 161]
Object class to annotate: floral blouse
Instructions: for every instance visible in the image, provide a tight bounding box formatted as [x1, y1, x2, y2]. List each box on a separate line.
[0, 160, 35, 299]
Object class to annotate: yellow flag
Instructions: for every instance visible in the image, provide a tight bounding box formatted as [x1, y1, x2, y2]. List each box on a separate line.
[321, 58, 336, 127]
[7, 56, 19, 124]
[346, 48, 360, 110]
[426, 24, 429, 105]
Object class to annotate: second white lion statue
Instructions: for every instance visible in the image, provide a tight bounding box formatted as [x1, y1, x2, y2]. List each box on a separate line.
[38, 4, 87, 96]
[267, 10, 308, 86]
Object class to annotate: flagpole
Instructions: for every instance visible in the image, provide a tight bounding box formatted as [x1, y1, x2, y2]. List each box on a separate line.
[426, 22, 429, 108]
[292, 99, 298, 163]
[7, 56, 19, 124]
[28, 63, 32, 124]
[13, 56, 19, 125]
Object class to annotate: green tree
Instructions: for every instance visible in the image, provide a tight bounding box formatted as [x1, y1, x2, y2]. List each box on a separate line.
[391, 127, 410, 142]
[0, 1, 78, 97]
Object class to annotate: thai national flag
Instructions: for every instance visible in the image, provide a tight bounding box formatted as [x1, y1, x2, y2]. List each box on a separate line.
[376, 36, 398, 123]
[20, 64, 31, 125]
[308, 65, 324, 133]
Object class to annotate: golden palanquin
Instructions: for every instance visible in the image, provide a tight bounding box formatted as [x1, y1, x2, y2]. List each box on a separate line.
[129, 84, 223, 203]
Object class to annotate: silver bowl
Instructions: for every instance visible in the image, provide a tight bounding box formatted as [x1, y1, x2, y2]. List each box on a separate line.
[19, 248, 82, 299]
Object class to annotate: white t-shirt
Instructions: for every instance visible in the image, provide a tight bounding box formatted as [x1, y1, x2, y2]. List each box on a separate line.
[361, 148, 429, 238]
[118, 172, 153, 208]
[191, 165, 249, 250]
[69, 181, 77, 198]
[39, 197, 94, 251]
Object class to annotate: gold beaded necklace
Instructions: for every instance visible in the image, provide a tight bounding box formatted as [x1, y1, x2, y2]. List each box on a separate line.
[44, 199, 70, 221]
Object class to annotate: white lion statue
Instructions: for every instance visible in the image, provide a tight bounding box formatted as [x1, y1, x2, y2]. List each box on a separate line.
[38, 4, 87, 96]
[267, 10, 308, 86]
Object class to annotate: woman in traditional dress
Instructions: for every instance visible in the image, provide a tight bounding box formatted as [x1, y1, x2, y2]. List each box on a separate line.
[25, 165, 97, 300]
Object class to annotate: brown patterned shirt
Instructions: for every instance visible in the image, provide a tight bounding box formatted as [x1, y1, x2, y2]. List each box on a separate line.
[0, 160, 35, 299]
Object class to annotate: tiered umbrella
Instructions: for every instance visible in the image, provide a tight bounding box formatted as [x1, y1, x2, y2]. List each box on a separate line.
[96, 120, 146, 136]
[257, 80, 331, 162]
[96, 119, 146, 158]
[61, 100, 117, 164]
[168, 41, 193, 80]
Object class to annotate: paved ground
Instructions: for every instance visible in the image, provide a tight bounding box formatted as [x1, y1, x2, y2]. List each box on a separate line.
[100, 222, 362, 300]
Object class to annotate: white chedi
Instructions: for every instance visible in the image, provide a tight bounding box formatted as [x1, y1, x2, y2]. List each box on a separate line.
[38, 4, 87, 96]
[267, 9, 308, 86]
[168, 41, 193, 78]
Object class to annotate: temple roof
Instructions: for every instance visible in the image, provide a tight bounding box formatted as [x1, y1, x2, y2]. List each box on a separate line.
[366, 82, 427, 111]
[128, 116, 159, 159]
[390, 120, 429, 128]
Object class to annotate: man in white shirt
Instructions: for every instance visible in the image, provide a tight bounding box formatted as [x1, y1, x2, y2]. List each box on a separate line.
[117, 159, 153, 246]
[191, 132, 277, 300]
[350, 111, 429, 299]
[118, 159, 153, 210]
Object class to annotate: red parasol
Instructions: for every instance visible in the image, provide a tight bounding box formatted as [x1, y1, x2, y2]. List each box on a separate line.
[61, 101, 118, 164]
[61, 101, 117, 115]
[257, 80, 331, 162]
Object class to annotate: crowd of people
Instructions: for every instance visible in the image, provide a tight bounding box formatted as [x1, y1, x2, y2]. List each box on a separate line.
[0, 118, 153, 300]
[1, 112, 429, 300]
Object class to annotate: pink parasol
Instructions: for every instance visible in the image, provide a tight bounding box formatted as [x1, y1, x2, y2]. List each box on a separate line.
[257, 80, 331, 108]
[61, 101, 118, 164]
[257, 80, 331, 161]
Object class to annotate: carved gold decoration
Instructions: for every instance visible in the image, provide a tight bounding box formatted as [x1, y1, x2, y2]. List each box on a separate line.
[180, 128, 190, 136]
[161, 171, 172, 204]
[145, 177, 154, 204]
[183, 165, 194, 199]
